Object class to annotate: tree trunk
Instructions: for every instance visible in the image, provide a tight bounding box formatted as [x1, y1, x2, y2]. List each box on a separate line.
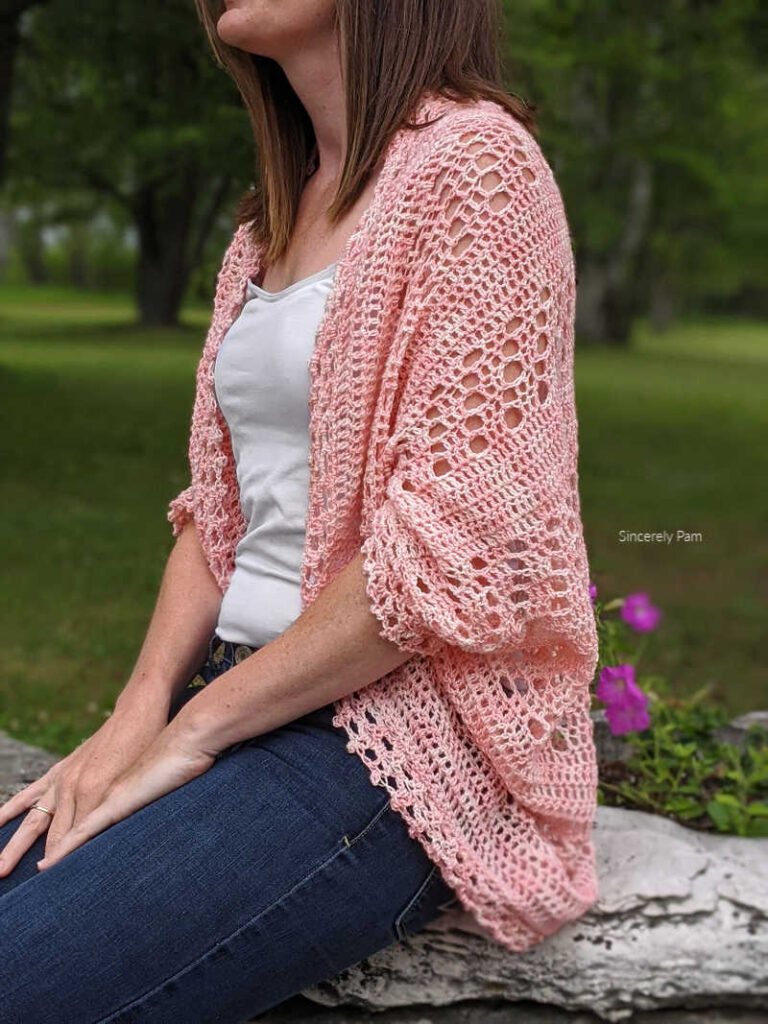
[15, 210, 48, 284]
[0, 0, 49, 185]
[575, 159, 653, 346]
[135, 247, 188, 327]
[134, 174, 197, 327]
[133, 168, 234, 327]
[574, 260, 609, 344]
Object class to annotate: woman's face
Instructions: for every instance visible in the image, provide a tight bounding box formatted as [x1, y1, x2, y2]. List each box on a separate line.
[215, 0, 337, 59]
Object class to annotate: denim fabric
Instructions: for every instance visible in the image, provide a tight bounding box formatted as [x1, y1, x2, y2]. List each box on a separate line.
[0, 631, 458, 1023]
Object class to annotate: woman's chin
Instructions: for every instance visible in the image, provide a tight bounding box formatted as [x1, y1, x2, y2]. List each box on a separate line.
[215, 11, 262, 52]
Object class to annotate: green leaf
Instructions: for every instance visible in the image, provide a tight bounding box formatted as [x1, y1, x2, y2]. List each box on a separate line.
[712, 793, 741, 808]
[707, 799, 736, 832]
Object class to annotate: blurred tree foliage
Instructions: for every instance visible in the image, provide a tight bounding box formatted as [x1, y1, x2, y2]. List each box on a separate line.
[504, 0, 767, 342]
[0, 0, 48, 183]
[5, 0, 253, 325]
[2, 0, 766, 339]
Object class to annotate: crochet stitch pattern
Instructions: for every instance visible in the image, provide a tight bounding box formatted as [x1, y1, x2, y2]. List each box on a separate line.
[168, 92, 600, 952]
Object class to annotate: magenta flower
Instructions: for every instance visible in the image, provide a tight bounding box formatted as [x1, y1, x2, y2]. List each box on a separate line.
[589, 581, 598, 604]
[596, 664, 639, 703]
[596, 664, 651, 735]
[604, 699, 651, 735]
[621, 591, 662, 632]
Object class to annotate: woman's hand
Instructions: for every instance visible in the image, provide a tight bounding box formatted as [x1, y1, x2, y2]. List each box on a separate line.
[0, 694, 172, 877]
[34, 714, 216, 870]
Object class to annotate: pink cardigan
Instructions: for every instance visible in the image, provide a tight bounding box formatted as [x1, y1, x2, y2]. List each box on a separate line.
[168, 92, 600, 952]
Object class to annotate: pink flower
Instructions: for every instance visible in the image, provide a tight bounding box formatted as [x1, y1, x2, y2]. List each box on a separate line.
[596, 664, 651, 735]
[589, 581, 598, 604]
[604, 699, 651, 735]
[621, 591, 662, 632]
[596, 664, 639, 703]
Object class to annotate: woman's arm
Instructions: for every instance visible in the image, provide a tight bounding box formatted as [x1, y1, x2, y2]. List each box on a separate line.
[114, 520, 223, 715]
[170, 549, 414, 755]
[31, 548, 416, 872]
[0, 521, 223, 871]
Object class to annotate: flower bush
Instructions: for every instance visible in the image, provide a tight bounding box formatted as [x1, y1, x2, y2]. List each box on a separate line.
[591, 582, 768, 837]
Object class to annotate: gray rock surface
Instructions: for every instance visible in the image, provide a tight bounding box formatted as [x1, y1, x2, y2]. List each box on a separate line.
[258, 998, 767, 1024]
[0, 729, 59, 805]
[713, 711, 768, 751]
[590, 708, 635, 762]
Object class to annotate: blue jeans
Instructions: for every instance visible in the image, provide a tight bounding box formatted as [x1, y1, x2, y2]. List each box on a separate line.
[0, 632, 458, 1023]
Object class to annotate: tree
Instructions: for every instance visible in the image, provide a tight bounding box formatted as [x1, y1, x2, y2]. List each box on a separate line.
[8, 0, 253, 324]
[0, 0, 48, 185]
[503, 0, 767, 344]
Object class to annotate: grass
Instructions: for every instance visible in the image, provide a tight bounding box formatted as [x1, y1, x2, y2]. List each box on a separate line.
[578, 316, 767, 714]
[0, 283, 766, 754]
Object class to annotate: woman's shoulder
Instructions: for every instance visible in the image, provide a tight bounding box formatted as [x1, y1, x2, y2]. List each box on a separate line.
[407, 93, 545, 171]
[398, 93, 561, 227]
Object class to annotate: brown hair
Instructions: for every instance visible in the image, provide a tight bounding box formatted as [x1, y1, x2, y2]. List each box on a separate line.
[194, 0, 537, 265]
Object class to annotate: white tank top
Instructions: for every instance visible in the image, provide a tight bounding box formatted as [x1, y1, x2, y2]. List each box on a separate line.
[212, 260, 339, 646]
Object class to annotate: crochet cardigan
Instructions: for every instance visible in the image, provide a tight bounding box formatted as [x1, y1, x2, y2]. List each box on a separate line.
[167, 92, 600, 952]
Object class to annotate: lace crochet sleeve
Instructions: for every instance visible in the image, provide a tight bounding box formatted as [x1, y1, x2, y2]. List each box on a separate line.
[361, 116, 591, 662]
[168, 483, 196, 538]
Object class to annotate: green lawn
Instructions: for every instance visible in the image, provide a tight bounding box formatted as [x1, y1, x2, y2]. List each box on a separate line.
[578, 317, 767, 717]
[1, 284, 766, 754]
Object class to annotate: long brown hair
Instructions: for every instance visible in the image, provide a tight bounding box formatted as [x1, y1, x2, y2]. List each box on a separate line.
[194, 0, 537, 265]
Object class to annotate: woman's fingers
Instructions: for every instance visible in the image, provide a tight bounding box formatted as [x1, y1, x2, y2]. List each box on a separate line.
[37, 787, 128, 868]
[0, 797, 55, 876]
[43, 792, 77, 859]
[36, 727, 217, 871]
[37, 733, 216, 870]
[44, 779, 111, 860]
[0, 780, 49, 828]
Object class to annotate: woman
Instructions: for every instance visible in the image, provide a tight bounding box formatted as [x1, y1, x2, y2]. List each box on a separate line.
[0, 1, 601, 1020]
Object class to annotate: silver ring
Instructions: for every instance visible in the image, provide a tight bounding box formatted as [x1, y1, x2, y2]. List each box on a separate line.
[30, 803, 55, 818]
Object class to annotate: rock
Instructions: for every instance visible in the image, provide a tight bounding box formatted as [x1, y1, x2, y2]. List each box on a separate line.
[257, 996, 768, 1023]
[713, 712, 768, 752]
[0, 730, 59, 805]
[590, 709, 635, 762]
[730, 712, 768, 731]
[300, 805, 768, 1022]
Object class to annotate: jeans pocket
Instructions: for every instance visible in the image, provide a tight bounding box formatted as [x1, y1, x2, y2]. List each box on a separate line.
[393, 862, 459, 942]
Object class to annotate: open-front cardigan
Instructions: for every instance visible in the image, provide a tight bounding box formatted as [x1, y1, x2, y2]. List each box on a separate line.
[167, 91, 600, 952]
